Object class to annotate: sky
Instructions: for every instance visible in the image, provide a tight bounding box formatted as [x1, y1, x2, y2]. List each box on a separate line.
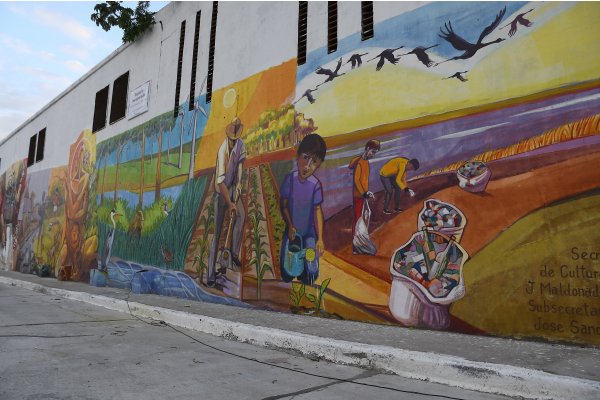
[0, 1, 167, 141]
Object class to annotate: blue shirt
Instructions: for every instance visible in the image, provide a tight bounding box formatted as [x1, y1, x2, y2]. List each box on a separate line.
[280, 172, 323, 237]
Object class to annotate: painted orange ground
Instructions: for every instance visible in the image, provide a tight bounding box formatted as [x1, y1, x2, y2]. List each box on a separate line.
[335, 149, 600, 284]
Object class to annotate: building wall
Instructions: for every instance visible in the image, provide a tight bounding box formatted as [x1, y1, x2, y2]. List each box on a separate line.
[1, 1, 599, 345]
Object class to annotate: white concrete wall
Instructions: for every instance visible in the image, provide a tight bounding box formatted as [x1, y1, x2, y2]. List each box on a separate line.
[0, 1, 412, 174]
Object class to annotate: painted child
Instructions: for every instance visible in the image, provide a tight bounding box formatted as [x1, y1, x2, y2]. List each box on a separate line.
[279, 134, 327, 285]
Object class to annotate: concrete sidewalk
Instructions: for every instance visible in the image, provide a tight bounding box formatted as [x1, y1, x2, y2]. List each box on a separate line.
[1, 271, 598, 400]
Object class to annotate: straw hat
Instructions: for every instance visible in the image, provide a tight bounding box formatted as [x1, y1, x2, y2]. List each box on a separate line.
[226, 117, 243, 139]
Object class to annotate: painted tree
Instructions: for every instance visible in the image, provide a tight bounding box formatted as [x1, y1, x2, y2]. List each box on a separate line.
[112, 132, 129, 206]
[98, 144, 109, 204]
[155, 113, 175, 202]
[177, 107, 185, 169]
[138, 126, 145, 210]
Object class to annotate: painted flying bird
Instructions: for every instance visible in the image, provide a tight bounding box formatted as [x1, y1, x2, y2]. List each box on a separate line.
[367, 47, 404, 71]
[501, 9, 534, 37]
[443, 71, 469, 82]
[436, 7, 507, 66]
[345, 53, 368, 69]
[399, 45, 438, 67]
[293, 88, 318, 105]
[315, 58, 345, 87]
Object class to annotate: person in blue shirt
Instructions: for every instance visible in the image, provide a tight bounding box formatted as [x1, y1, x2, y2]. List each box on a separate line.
[279, 134, 327, 285]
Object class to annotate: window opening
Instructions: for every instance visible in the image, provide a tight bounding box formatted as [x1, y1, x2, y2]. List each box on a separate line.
[110, 71, 129, 124]
[27, 135, 37, 167]
[35, 128, 45, 163]
[92, 85, 109, 132]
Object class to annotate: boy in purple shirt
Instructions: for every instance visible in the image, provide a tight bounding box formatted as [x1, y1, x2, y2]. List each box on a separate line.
[279, 134, 327, 285]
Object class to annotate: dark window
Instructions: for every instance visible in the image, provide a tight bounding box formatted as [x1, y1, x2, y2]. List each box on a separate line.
[27, 135, 37, 167]
[327, 1, 337, 53]
[92, 85, 109, 132]
[189, 10, 202, 111]
[110, 71, 129, 124]
[174, 20, 186, 117]
[297, 1, 308, 65]
[361, 1, 374, 41]
[206, 1, 218, 103]
[35, 128, 45, 163]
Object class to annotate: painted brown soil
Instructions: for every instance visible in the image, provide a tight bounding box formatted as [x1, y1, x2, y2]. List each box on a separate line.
[332, 147, 600, 283]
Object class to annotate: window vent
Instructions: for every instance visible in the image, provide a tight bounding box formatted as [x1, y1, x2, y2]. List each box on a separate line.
[189, 10, 201, 111]
[297, 1, 308, 65]
[206, 1, 218, 104]
[174, 20, 186, 118]
[327, 2, 338, 54]
[361, 1, 374, 41]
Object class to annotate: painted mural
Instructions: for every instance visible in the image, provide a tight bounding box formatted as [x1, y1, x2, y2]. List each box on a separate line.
[0, 159, 27, 271]
[10, 1, 600, 345]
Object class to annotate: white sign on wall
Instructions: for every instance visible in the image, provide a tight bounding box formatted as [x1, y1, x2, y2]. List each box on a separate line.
[127, 81, 150, 120]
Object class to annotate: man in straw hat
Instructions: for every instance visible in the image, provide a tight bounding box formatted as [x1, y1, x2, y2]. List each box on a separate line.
[207, 116, 247, 287]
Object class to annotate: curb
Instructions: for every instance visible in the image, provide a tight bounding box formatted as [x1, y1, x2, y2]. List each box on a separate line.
[2, 276, 599, 400]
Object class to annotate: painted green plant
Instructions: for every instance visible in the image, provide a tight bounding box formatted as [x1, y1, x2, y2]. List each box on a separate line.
[289, 282, 306, 307]
[258, 164, 285, 271]
[306, 278, 331, 313]
[192, 198, 215, 285]
[247, 168, 272, 299]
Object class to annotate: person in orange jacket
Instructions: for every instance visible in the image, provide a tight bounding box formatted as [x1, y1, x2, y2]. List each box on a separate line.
[379, 157, 419, 214]
[348, 140, 380, 236]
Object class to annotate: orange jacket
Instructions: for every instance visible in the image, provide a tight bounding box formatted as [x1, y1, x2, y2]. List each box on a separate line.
[349, 156, 369, 198]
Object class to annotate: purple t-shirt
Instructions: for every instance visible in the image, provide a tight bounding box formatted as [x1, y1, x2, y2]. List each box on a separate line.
[280, 171, 323, 237]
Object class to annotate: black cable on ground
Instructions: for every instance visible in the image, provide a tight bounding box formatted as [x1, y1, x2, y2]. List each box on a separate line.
[121, 270, 470, 400]
[0, 334, 94, 338]
[0, 318, 133, 328]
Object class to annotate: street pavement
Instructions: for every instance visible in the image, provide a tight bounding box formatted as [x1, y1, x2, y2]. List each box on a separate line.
[0, 284, 514, 400]
[0, 271, 599, 400]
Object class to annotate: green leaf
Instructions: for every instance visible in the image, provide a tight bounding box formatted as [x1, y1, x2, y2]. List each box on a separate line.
[320, 278, 331, 295]
[306, 293, 316, 303]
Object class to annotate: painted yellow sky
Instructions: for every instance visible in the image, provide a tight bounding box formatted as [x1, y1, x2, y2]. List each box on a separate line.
[297, 2, 600, 138]
[195, 60, 296, 170]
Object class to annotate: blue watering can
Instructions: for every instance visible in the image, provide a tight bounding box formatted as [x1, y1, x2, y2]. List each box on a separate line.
[283, 233, 318, 278]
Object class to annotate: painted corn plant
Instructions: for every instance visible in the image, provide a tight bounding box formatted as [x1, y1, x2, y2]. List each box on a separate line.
[258, 164, 285, 273]
[247, 168, 272, 299]
[191, 196, 215, 285]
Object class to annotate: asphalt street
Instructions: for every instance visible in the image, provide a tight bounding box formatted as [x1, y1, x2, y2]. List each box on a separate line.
[0, 284, 514, 400]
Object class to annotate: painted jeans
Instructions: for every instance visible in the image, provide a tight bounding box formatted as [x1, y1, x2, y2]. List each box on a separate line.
[279, 231, 319, 285]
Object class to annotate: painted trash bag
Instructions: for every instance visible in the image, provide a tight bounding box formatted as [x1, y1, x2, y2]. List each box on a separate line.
[388, 229, 468, 329]
[457, 161, 491, 193]
[352, 200, 377, 255]
[417, 198, 466, 242]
